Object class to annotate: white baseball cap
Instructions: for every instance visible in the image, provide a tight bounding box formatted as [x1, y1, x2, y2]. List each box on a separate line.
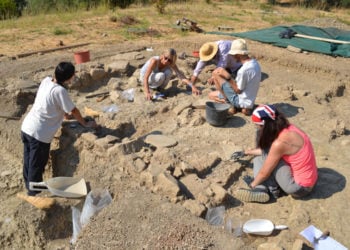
[229, 39, 249, 55]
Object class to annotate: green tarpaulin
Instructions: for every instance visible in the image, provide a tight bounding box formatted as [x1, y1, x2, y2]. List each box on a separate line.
[207, 25, 350, 58]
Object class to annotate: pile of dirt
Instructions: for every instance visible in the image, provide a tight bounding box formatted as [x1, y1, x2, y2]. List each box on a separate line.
[0, 23, 349, 249]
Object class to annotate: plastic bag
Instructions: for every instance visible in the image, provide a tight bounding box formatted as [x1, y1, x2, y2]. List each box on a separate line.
[224, 217, 243, 237]
[122, 88, 134, 102]
[71, 206, 82, 244]
[70, 189, 113, 244]
[102, 104, 119, 113]
[205, 206, 225, 226]
[80, 189, 112, 226]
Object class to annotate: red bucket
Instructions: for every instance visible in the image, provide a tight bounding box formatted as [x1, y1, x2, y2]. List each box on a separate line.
[74, 50, 90, 64]
[192, 50, 199, 58]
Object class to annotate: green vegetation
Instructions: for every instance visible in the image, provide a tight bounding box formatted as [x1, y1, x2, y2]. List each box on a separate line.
[0, 0, 349, 57]
[259, 3, 274, 12]
[52, 27, 72, 35]
[153, 0, 167, 14]
[0, 0, 17, 19]
[338, 17, 350, 25]
[1, 0, 350, 21]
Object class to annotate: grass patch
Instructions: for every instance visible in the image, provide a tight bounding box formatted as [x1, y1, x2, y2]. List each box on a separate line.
[282, 15, 304, 24]
[1, 0, 350, 56]
[52, 27, 73, 36]
[338, 17, 350, 25]
[259, 3, 274, 12]
[221, 16, 242, 22]
[261, 15, 280, 25]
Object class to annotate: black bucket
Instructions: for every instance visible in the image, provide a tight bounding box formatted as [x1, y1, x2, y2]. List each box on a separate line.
[205, 102, 231, 126]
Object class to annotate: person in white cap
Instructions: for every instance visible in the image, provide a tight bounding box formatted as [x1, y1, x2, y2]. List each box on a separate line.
[208, 39, 261, 116]
[190, 40, 242, 86]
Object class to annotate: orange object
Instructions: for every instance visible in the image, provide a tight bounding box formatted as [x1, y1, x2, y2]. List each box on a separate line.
[74, 50, 90, 64]
[17, 193, 55, 210]
[192, 50, 199, 58]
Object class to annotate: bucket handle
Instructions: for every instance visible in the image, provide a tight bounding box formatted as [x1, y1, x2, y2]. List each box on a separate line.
[29, 181, 49, 191]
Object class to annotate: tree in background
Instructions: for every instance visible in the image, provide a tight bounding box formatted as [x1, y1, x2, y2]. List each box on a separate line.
[0, 0, 17, 19]
[15, 0, 26, 14]
[153, 0, 166, 13]
[1, 0, 349, 20]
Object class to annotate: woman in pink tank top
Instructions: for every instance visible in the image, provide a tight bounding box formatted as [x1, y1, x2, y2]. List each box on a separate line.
[234, 104, 318, 203]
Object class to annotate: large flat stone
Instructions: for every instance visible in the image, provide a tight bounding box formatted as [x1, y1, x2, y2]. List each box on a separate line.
[145, 134, 178, 148]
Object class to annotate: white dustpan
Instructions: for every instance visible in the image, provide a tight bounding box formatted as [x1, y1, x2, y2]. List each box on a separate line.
[29, 177, 87, 198]
[243, 219, 288, 236]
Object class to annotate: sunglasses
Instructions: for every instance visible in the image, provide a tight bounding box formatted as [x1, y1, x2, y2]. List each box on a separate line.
[164, 56, 172, 63]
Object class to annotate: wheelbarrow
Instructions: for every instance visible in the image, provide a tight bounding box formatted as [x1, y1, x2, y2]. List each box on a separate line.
[243, 219, 288, 236]
[29, 177, 87, 198]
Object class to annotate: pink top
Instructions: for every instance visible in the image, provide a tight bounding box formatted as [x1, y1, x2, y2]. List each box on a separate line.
[281, 125, 318, 187]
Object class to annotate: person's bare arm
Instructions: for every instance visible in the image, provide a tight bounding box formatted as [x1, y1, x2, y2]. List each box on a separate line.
[172, 64, 201, 95]
[190, 75, 198, 84]
[228, 78, 242, 94]
[250, 140, 286, 188]
[212, 67, 241, 94]
[70, 107, 97, 128]
[244, 148, 262, 156]
[143, 58, 157, 101]
[191, 60, 207, 84]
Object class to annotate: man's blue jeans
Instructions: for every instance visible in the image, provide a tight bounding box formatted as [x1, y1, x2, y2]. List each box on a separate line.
[21, 131, 50, 196]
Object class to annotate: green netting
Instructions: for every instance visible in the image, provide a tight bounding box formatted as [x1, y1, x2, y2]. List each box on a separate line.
[207, 25, 350, 58]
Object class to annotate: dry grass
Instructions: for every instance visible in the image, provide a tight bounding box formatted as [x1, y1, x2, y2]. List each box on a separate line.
[0, 0, 349, 56]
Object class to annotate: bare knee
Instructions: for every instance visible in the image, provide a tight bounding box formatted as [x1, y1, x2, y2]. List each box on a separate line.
[212, 67, 225, 75]
[212, 67, 225, 79]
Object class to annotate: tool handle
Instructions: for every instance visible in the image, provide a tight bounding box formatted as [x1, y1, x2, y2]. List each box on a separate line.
[85, 91, 110, 99]
[316, 230, 330, 241]
[0, 115, 21, 120]
[275, 225, 288, 230]
[295, 34, 350, 44]
[29, 182, 49, 191]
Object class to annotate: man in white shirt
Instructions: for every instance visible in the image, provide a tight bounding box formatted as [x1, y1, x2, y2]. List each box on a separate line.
[18, 62, 98, 209]
[208, 39, 261, 116]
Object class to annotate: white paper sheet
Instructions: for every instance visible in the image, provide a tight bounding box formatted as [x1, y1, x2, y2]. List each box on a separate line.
[300, 225, 348, 250]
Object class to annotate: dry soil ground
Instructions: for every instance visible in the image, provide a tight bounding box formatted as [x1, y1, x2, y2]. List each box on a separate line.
[0, 15, 349, 250]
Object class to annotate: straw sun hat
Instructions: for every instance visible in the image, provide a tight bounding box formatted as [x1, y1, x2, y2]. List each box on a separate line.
[229, 39, 249, 55]
[199, 42, 218, 61]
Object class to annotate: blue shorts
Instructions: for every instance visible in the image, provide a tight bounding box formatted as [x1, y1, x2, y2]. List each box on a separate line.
[218, 81, 239, 107]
